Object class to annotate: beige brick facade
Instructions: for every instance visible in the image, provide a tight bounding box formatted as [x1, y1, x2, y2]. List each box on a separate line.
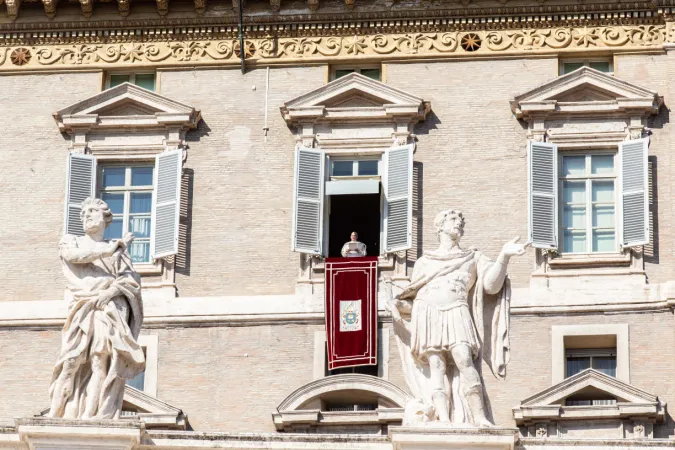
[2, 0, 675, 446]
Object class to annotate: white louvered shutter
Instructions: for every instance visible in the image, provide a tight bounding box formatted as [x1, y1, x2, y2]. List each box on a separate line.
[383, 144, 413, 252]
[64, 153, 96, 236]
[620, 138, 649, 247]
[528, 141, 558, 249]
[292, 147, 325, 254]
[151, 149, 182, 258]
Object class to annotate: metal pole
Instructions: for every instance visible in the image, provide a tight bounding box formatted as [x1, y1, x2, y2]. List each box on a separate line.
[238, 0, 245, 74]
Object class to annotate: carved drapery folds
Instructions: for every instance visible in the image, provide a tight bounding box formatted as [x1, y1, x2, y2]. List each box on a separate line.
[0, 24, 673, 70]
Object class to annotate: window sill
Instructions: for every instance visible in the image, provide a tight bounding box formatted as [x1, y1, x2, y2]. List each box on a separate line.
[135, 260, 164, 276]
[547, 252, 631, 269]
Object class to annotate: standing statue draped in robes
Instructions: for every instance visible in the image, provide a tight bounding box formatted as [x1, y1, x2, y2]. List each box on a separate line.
[384, 209, 529, 426]
[48, 197, 145, 420]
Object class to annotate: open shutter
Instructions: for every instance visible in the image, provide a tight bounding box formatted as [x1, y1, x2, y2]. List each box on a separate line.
[64, 153, 96, 236]
[620, 138, 649, 247]
[383, 144, 413, 253]
[151, 149, 182, 258]
[528, 141, 558, 249]
[292, 147, 325, 254]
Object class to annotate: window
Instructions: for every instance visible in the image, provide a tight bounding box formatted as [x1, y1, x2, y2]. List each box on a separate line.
[126, 335, 159, 396]
[331, 159, 379, 177]
[566, 348, 617, 378]
[551, 324, 629, 384]
[99, 165, 154, 264]
[528, 139, 649, 253]
[560, 152, 617, 253]
[64, 151, 182, 265]
[292, 145, 412, 257]
[313, 329, 390, 380]
[565, 398, 617, 406]
[331, 66, 382, 81]
[560, 58, 613, 75]
[107, 72, 156, 91]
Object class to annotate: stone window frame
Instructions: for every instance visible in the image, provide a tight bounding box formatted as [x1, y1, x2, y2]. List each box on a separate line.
[313, 328, 390, 380]
[135, 334, 160, 397]
[54, 83, 200, 299]
[552, 323, 629, 384]
[281, 72, 430, 293]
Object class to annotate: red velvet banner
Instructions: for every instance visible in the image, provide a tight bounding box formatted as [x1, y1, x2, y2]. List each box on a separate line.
[325, 257, 378, 370]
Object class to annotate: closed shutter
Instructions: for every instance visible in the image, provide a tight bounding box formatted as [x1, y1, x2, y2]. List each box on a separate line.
[383, 144, 413, 253]
[151, 149, 182, 258]
[64, 153, 96, 236]
[528, 141, 558, 249]
[620, 138, 649, 247]
[292, 147, 325, 254]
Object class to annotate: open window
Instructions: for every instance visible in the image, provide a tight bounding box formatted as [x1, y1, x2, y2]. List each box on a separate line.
[292, 145, 413, 257]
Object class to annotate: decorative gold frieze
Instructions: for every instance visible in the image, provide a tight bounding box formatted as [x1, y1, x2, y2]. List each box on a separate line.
[0, 23, 671, 71]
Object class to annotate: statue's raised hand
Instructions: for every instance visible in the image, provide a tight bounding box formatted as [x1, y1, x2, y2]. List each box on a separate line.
[500, 236, 531, 259]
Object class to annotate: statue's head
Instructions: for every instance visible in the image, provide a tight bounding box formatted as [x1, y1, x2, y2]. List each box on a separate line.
[434, 209, 465, 243]
[80, 197, 113, 236]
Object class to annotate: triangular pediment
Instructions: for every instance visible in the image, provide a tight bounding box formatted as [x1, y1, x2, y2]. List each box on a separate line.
[37, 386, 188, 430]
[54, 83, 200, 132]
[281, 73, 429, 125]
[511, 67, 662, 119]
[521, 369, 658, 406]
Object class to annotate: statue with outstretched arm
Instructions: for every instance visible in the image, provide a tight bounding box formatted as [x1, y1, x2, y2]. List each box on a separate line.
[383, 208, 529, 426]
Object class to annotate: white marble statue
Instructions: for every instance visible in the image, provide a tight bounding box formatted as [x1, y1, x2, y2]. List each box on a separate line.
[341, 231, 367, 257]
[384, 209, 529, 426]
[48, 197, 145, 420]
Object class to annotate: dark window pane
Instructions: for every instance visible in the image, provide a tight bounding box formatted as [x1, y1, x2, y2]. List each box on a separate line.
[102, 167, 125, 187]
[334, 69, 355, 79]
[126, 372, 145, 391]
[566, 356, 590, 377]
[589, 61, 611, 72]
[109, 74, 130, 88]
[592, 356, 617, 377]
[134, 74, 156, 91]
[332, 161, 353, 176]
[131, 167, 154, 186]
[562, 62, 584, 74]
[565, 399, 592, 406]
[360, 69, 381, 80]
[104, 217, 123, 240]
[101, 193, 124, 215]
[358, 160, 379, 176]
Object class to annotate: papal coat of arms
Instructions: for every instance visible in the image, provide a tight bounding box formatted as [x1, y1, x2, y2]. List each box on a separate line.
[339, 300, 362, 332]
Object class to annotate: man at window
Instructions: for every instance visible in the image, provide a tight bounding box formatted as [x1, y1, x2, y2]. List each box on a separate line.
[341, 231, 367, 257]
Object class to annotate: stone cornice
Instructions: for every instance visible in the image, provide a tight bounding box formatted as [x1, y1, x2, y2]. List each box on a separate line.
[0, 0, 666, 24]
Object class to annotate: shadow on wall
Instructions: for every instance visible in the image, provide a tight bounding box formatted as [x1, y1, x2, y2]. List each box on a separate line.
[175, 119, 210, 277]
[644, 105, 669, 266]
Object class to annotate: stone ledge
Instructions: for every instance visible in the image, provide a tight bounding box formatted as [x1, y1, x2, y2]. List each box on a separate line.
[16, 417, 142, 450]
[389, 426, 518, 450]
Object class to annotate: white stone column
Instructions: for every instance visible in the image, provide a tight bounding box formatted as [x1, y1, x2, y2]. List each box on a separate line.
[16, 418, 142, 450]
[389, 426, 518, 450]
